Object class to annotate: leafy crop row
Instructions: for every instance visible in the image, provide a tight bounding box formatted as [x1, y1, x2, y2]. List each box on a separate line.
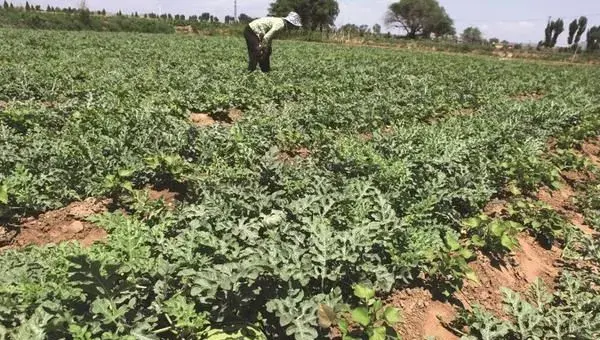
[1, 28, 600, 339]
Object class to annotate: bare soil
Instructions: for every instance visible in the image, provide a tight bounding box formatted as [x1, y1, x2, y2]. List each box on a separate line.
[390, 137, 600, 339]
[145, 186, 180, 209]
[452, 108, 475, 116]
[578, 138, 600, 168]
[390, 234, 561, 340]
[358, 125, 395, 141]
[511, 91, 544, 101]
[175, 25, 194, 34]
[227, 108, 243, 122]
[358, 132, 373, 142]
[483, 198, 508, 216]
[277, 148, 312, 164]
[389, 288, 458, 340]
[189, 113, 216, 126]
[561, 169, 594, 184]
[537, 184, 597, 236]
[189, 108, 243, 127]
[0, 198, 111, 251]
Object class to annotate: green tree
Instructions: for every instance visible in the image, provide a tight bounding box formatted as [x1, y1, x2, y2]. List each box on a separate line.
[568, 19, 578, 45]
[384, 0, 455, 38]
[425, 6, 454, 37]
[269, 0, 339, 31]
[3, 1, 8, 10]
[588, 26, 600, 51]
[238, 13, 252, 23]
[359, 24, 369, 35]
[542, 18, 564, 48]
[574, 16, 587, 45]
[372, 23, 381, 35]
[340, 23, 359, 35]
[543, 21, 553, 47]
[550, 19, 564, 47]
[25, 1, 30, 11]
[78, 1, 91, 27]
[461, 26, 483, 44]
[489, 37, 499, 44]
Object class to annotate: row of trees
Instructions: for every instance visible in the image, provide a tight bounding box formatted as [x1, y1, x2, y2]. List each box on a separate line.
[267, 0, 456, 38]
[539, 16, 600, 51]
[269, 0, 339, 31]
[267, 0, 600, 51]
[0, 1, 257, 25]
[0, 1, 175, 33]
[2, 0, 600, 52]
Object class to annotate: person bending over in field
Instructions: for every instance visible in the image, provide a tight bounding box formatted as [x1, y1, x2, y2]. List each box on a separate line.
[244, 12, 302, 73]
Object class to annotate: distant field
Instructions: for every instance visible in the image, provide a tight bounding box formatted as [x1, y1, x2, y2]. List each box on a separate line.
[1, 28, 599, 339]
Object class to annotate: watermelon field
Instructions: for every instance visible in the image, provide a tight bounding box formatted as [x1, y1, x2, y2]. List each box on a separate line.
[1, 28, 600, 339]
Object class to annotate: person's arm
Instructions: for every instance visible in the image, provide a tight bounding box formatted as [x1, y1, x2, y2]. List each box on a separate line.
[262, 19, 285, 45]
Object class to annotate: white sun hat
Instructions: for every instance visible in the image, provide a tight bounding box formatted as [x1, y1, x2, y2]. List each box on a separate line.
[284, 12, 302, 27]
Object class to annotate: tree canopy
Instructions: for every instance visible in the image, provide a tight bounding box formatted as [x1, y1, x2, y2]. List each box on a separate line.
[269, 0, 339, 31]
[588, 26, 600, 51]
[384, 0, 455, 38]
[238, 13, 254, 23]
[568, 16, 587, 46]
[372, 24, 381, 35]
[461, 26, 483, 44]
[541, 19, 564, 48]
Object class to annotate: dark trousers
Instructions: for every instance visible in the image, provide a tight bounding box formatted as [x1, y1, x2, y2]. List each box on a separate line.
[244, 25, 272, 72]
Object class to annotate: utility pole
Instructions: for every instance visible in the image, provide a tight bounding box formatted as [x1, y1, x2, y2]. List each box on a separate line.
[234, 0, 237, 22]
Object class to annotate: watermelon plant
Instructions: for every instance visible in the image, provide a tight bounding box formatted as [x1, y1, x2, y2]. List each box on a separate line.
[0, 27, 599, 339]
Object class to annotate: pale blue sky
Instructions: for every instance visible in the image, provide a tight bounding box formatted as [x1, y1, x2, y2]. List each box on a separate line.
[12, 1, 600, 44]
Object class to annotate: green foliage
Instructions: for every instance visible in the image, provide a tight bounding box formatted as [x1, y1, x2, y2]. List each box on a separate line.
[505, 198, 568, 246]
[575, 183, 600, 231]
[0, 7, 175, 33]
[385, 0, 455, 38]
[567, 17, 586, 47]
[0, 29, 599, 339]
[319, 284, 401, 340]
[462, 215, 522, 252]
[0, 183, 7, 204]
[587, 26, 600, 51]
[102, 168, 135, 202]
[499, 151, 562, 194]
[550, 148, 593, 173]
[461, 27, 484, 44]
[423, 233, 478, 296]
[269, 0, 340, 31]
[453, 274, 600, 339]
[542, 19, 565, 48]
